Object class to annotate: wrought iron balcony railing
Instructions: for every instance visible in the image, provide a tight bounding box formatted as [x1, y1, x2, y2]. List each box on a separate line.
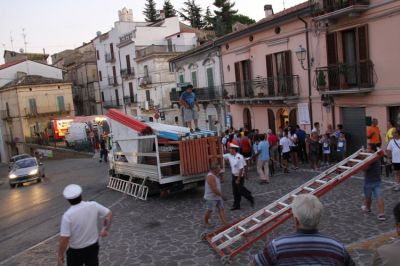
[223, 76, 300, 101]
[120, 68, 135, 79]
[102, 100, 122, 109]
[311, 0, 369, 18]
[136, 44, 195, 59]
[315, 61, 374, 94]
[24, 104, 72, 117]
[108, 76, 118, 86]
[170, 86, 222, 102]
[105, 53, 115, 63]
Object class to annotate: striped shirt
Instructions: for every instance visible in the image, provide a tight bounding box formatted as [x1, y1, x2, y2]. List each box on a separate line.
[253, 229, 355, 266]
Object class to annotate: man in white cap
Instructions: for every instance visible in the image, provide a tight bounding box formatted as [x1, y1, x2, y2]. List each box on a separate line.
[223, 143, 254, 210]
[57, 184, 112, 266]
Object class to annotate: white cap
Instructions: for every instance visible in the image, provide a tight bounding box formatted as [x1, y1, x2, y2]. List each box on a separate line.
[229, 143, 239, 149]
[63, 184, 82, 199]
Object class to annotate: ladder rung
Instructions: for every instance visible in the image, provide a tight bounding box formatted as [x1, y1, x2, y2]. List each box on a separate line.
[303, 187, 315, 192]
[291, 194, 298, 198]
[316, 180, 327, 184]
[360, 152, 373, 156]
[238, 226, 246, 232]
[278, 202, 289, 207]
[252, 217, 261, 223]
[224, 234, 232, 240]
[350, 159, 362, 163]
[339, 166, 351, 170]
[265, 210, 275, 215]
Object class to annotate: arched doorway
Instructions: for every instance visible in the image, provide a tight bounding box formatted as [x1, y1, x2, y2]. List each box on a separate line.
[267, 109, 276, 133]
[289, 109, 298, 127]
[277, 108, 289, 129]
[243, 108, 252, 130]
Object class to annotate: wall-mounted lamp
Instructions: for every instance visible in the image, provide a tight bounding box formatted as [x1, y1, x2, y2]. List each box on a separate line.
[295, 45, 313, 70]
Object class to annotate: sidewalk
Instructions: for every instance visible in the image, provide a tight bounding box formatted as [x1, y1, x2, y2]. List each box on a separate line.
[2, 164, 399, 265]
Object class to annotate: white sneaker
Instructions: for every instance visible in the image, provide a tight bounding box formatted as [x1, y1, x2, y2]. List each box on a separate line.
[361, 205, 371, 213]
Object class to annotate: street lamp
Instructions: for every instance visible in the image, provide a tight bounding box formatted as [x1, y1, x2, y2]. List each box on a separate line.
[295, 45, 307, 70]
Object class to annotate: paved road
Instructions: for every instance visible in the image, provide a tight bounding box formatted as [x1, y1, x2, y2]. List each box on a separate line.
[0, 158, 122, 263]
[1, 161, 399, 265]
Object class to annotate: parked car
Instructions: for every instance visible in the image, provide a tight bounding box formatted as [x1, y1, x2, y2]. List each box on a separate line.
[65, 122, 89, 147]
[8, 154, 31, 170]
[8, 157, 45, 188]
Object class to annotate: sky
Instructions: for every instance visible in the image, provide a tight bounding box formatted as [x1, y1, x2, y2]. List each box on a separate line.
[0, 0, 305, 64]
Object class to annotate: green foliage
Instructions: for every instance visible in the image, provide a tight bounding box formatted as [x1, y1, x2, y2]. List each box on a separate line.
[163, 0, 176, 18]
[232, 14, 256, 25]
[143, 0, 158, 22]
[180, 0, 204, 28]
[213, 0, 238, 36]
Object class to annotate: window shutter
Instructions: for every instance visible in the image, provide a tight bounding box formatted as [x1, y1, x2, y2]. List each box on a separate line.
[265, 54, 274, 95]
[326, 33, 338, 65]
[207, 68, 214, 87]
[179, 74, 184, 83]
[357, 25, 370, 86]
[126, 55, 131, 74]
[129, 82, 134, 102]
[284, 51, 292, 93]
[191, 71, 198, 87]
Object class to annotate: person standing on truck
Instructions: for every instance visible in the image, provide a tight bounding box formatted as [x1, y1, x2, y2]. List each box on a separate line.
[224, 143, 255, 211]
[180, 84, 200, 132]
[57, 184, 112, 266]
[204, 162, 228, 226]
[99, 137, 108, 163]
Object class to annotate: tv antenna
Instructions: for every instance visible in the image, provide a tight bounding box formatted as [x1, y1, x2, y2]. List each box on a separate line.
[10, 32, 14, 51]
[283, 0, 286, 10]
[22, 28, 28, 52]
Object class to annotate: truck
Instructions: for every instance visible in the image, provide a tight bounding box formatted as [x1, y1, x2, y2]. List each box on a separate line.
[106, 109, 223, 200]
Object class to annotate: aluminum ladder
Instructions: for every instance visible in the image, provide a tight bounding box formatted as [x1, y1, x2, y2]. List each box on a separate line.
[206, 148, 384, 265]
[107, 176, 149, 201]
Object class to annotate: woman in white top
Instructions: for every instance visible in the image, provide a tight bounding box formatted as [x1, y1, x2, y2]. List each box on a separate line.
[279, 129, 292, 173]
[387, 129, 400, 191]
[289, 128, 299, 170]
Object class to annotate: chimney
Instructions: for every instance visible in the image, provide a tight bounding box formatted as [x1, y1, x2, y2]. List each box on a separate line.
[264, 4, 274, 18]
[159, 10, 166, 20]
[118, 7, 133, 22]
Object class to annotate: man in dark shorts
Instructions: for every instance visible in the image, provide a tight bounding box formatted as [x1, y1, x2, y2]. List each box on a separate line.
[180, 84, 200, 132]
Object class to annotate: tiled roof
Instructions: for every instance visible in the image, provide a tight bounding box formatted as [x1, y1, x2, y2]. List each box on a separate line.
[0, 59, 27, 70]
[1, 75, 66, 89]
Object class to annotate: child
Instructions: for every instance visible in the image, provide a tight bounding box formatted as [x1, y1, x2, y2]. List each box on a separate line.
[336, 132, 346, 161]
[320, 133, 331, 166]
[362, 144, 385, 221]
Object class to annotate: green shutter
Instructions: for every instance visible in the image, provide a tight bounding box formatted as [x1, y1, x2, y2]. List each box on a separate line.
[179, 74, 184, 83]
[29, 98, 37, 114]
[191, 71, 198, 87]
[57, 96, 65, 111]
[207, 68, 214, 87]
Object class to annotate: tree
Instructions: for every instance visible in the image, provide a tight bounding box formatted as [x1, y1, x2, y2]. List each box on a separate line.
[213, 0, 238, 36]
[163, 0, 176, 18]
[232, 14, 256, 25]
[143, 0, 157, 22]
[180, 0, 204, 29]
[203, 6, 215, 30]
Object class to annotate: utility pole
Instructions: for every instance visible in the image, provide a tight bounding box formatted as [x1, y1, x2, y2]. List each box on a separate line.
[22, 28, 27, 52]
[10, 32, 14, 51]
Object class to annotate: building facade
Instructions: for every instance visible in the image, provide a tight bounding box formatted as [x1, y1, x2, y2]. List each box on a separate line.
[52, 42, 102, 115]
[217, 2, 314, 134]
[311, 0, 400, 152]
[3, 50, 49, 64]
[169, 41, 225, 131]
[0, 76, 74, 161]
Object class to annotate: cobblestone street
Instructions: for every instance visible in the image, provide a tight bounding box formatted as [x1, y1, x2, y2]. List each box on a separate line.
[2, 161, 399, 266]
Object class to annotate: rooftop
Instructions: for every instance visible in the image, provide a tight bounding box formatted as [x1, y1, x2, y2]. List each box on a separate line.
[1, 75, 66, 89]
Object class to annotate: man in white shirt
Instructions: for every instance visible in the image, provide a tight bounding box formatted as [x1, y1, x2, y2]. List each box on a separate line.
[279, 129, 293, 173]
[387, 129, 400, 191]
[223, 144, 255, 210]
[57, 184, 112, 266]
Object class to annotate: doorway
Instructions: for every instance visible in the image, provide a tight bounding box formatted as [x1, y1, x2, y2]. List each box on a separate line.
[342, 107, 366, 154]
[289, 109, 298, 127]
[277, 108, 289, 129]
[243, 108, 252, 130]
[267, 109, 276, 133]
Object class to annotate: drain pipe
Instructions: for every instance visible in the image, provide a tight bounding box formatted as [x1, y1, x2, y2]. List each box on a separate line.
[298, 16, 314, 127]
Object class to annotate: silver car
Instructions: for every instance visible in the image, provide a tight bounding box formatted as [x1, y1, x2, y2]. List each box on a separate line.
[8, 154, 31, 170]
[8, 158, 45, 188]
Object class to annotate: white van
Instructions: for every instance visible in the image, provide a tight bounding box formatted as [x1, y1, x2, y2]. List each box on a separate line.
[65, 123, 89, 146]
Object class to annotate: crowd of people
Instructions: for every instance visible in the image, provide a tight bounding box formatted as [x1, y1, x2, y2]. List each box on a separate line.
[202, 118, 400, 265]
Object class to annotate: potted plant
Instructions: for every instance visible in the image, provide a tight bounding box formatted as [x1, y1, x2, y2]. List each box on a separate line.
[317, 70, 327, 90]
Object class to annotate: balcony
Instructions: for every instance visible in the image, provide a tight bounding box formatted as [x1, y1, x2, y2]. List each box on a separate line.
[102, 100, 123, 109]
[135, 45, 195, 60]
[138, 76, 152, 88]
[24, 104, 72, 118]
[124, 96, 139, 106]
[105, 53, 115, 63]
[315, 61, 375, 95]
[120, 68, 135, 80]
[223, 76, 300, 104]
[170, 86, 222, 103]
[108, 76, 118, 86]
[312, 0, 369, 21]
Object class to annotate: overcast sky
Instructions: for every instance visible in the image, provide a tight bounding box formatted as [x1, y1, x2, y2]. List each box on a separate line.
[0, 0, 304, 64]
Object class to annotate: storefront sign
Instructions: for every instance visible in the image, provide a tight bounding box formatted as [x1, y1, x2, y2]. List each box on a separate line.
[297, 103, 311, 125]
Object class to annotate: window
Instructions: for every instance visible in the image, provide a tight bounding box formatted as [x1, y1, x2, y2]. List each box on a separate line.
[145, 90, 151, 102]
[101, 91, 105, 102]
[98, 70, 102, 81]
[115, 89, 120, 106]
[129, 82, 134, 102]
[5, 102, 10, 117]
[112, 66, 117, 84]
[265, 50, 292, 95]
[191, 71, 198, 88]
[57, 96, 65, 111]
[144, 65, 149, 77]
[126, 55, 131, 74]
[110, 43, 114, 59]
[206, 68, 214, 88]
[96, 50, 100, 60]
[29, 98, 37, 114]
[179, 74, 184, 84]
